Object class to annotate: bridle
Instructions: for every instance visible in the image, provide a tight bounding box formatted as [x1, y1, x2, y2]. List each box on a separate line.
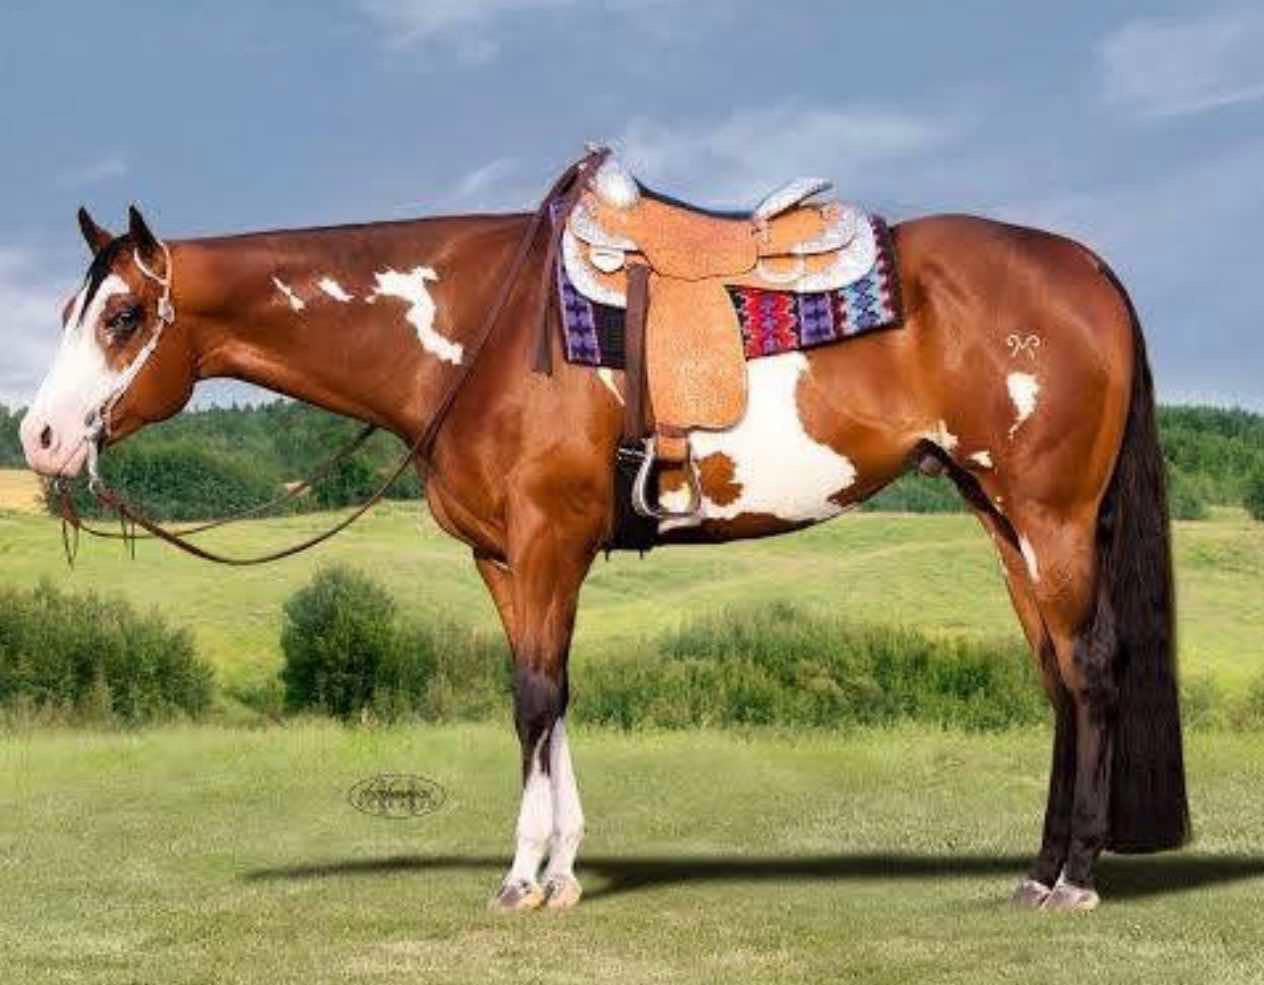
[83, 240, 177, 489]
[58, 148, 604, 566]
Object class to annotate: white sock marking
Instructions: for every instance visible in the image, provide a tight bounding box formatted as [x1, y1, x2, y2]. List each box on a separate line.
[508, 739, 553, 884]
[544, 719, 584, 880]
[370, 266, 462, 365]
[271, 276, 305, 311]
[1007, 372, 1040, 437]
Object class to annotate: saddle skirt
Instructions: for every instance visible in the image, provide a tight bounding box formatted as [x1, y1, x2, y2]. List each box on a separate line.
[553, 152, 903, 510]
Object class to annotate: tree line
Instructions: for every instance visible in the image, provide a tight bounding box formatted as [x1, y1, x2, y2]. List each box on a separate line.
[1, 400, 1261, 520]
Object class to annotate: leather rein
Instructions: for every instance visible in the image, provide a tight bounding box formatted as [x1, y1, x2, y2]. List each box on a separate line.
[57, 149, 604, 567]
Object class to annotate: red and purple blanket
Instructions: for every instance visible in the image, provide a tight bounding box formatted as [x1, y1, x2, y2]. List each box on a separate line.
[557, 215, 903, 369]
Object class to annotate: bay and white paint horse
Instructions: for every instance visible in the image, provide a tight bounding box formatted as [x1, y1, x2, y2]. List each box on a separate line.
[21, 157, 1186, 913]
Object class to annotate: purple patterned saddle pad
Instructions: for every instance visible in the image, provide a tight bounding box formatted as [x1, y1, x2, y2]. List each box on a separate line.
[557, 214, 904, 369]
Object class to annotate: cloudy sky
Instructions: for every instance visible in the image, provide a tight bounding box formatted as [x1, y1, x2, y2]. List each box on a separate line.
[2, 1, 1261, 408]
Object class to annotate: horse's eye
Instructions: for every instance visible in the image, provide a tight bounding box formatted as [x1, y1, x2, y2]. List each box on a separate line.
[106, 306, 142, 338]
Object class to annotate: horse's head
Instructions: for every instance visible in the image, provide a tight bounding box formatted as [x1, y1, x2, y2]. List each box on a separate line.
[21, 206, 196, 477]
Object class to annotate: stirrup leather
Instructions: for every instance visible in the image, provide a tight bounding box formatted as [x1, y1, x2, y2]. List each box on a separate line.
[630, 437, 702, 521]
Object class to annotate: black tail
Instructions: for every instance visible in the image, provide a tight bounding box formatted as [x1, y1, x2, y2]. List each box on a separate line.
[1095, 265, 1190, 853]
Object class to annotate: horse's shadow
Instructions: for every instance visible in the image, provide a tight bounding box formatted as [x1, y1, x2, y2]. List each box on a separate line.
[242, 851, 1264, 903]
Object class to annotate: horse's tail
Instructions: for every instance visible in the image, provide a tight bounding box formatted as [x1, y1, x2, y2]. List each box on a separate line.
[1094, 263, 1190, 853]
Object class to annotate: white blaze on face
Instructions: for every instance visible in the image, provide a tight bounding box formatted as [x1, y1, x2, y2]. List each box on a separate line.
[317, 276, 354, 302]
[369, 266, 462, 365]
[1007, 372, 1040, 437]
[271, 276, 306, 311]
[661, 352, 857, 531]
[20, 274, 130, 476]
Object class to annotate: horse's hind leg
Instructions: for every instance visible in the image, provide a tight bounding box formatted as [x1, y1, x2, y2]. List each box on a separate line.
[1005, 508, 1115, 912]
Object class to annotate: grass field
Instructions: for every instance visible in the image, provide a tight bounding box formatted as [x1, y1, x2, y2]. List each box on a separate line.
[0, 468, 43, 513]
[1, 722, 1262, 984]
[2, 500, 1262, 695]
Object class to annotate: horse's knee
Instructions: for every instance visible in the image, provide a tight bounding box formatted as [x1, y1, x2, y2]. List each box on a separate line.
[512, 664, 568, 775]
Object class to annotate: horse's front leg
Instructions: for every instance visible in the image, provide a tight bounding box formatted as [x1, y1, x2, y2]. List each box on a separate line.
[476, 528, 595, 912]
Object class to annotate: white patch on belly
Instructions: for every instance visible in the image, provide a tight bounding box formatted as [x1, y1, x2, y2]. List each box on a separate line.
[1019, 534, 1040, 583]
[1007, 372, 1040, 437]
[271, 276, 305, 311]
[660, 352, 856, 531]
[369, 266, 462, 365]
[969, 450, 993, 468]
[317, 276, 354, 302]
[920, 419, 959, 452]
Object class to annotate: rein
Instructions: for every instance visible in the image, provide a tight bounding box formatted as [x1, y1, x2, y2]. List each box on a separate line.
[60, 149, 603, 566]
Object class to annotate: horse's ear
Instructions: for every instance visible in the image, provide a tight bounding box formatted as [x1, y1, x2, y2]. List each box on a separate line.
[128, 204, 160, 258]
[77, 206, 113, 255]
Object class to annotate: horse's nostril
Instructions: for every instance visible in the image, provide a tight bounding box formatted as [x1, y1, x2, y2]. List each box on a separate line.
[39, 426, 53, 450]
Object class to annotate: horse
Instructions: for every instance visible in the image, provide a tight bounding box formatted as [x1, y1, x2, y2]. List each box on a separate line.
[19, 154, 1187, 914]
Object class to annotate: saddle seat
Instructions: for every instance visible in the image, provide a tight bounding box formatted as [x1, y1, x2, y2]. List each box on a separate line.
[563, 153, 877, 518]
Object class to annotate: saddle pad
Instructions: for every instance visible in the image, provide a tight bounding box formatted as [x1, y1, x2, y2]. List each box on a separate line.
[557, 215, 903, 369]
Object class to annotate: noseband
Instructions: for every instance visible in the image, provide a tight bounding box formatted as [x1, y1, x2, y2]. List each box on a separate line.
[84, 240, 176, 488]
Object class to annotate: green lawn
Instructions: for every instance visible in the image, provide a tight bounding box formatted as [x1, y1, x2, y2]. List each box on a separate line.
[1, 723, 1262, 984]
[2, 503, 1262, 694]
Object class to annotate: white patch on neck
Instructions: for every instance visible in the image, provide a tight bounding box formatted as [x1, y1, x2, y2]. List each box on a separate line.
[1019, 534, 1040, 583]
[660, 352, 857, 532]
[369, 266, 462, 365]
[317, 276, 354, 302]
[969, 450, 993, 469]
[271, 276, 305, 311]
[920, 419, 959, 453]
[1007, 372, 1039, 437]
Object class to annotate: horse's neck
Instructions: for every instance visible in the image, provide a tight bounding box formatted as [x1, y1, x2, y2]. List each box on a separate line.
[176, 215, 530, 438]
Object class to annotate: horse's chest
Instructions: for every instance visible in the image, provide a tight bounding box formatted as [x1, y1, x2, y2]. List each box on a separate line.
[658, 353, 857, 533]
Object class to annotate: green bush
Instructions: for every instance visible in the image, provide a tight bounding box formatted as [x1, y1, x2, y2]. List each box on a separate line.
[0, 580, 214, 725]
[47, 440, 282, 523]
[574, 602, 1045, 732]
[1168, 466, 1210, 521]
[863, 474, 964, 513]
[279, 565, 508, 721]
[1245, 470, 1264, 522]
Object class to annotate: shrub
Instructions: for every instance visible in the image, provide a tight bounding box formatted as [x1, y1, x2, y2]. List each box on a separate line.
[1167, 466, 1210, 521]
[1245, 470, 1264, 523]
[47, 440, 282, 522]
[0, 580, 214, 725]
[573, 602, 1045, 732]
[279, 565, 509, 721]
[863, 474, 963, 513]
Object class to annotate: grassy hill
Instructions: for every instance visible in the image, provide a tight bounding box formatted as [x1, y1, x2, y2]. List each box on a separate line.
[2, 503, 1261, 696]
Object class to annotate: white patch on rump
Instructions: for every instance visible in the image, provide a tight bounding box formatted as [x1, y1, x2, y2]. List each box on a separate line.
[369, 266, 462, 365]
[271, 277, 305, 311]
[317, 276, 354, 302]
[969, 450, 994, 468]
[666, 352, 857, 528]
[1019, 534, 1040, 583]
[1007, 372, 1040, 437]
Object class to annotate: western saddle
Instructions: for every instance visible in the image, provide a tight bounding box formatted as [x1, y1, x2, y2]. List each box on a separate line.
[560, 151, 876, 519]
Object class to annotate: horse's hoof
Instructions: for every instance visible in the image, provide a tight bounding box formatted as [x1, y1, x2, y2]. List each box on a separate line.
[488, 879, 546, 912]
[542, 874, 582, 910]
[1009, 877, 1052, 909]
[1041, 880, 1100, 913]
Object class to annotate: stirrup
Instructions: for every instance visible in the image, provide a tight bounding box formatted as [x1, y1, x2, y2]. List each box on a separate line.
[631, 437, 702, 520]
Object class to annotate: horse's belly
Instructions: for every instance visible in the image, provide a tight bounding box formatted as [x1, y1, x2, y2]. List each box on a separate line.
[658, 352, 858, 538]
